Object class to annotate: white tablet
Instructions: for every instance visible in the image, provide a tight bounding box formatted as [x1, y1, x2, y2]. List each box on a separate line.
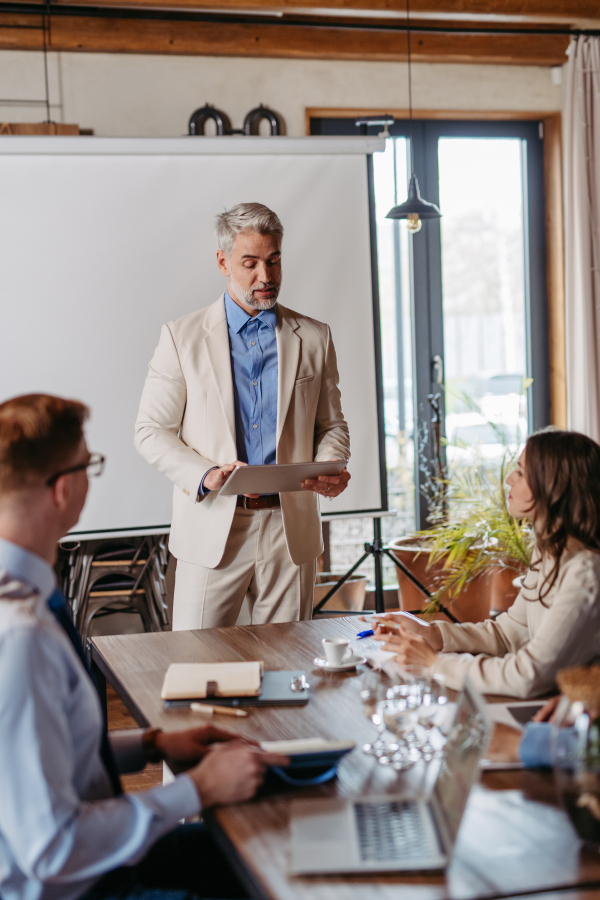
[219, 460, 348, 496]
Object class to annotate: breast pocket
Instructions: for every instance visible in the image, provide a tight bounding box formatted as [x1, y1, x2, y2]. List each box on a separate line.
[295, 375, 315, 385]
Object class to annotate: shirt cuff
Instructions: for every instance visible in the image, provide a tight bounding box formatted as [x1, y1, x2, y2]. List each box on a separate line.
[146, 773, 202, 823]
[519, 722, 553, 768]
[199, 467, 219, 498]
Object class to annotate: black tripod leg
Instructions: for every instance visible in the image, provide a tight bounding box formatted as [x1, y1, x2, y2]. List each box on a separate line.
[383, 549, 461, 624]
[312, 552, 370, 615]
[373, 519, 385, 614]
[436, 604, 461, 625]
[383, 549, 432, 598]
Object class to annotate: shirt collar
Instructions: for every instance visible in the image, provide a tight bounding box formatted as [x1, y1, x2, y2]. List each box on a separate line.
[224, 291, 277, 334]
[0, 537, 56, 602]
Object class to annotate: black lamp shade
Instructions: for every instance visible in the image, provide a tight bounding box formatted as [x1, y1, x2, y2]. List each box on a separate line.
[386, 174, 441, 220]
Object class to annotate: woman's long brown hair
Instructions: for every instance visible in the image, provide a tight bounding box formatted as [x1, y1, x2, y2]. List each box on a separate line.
[524, 429, 600, 601]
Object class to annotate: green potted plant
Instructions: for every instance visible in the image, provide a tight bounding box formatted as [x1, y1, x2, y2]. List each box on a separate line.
[390, 397, 533, 622]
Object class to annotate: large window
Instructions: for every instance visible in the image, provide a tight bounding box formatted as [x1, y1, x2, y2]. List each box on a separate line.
[311, 117, 549, 581]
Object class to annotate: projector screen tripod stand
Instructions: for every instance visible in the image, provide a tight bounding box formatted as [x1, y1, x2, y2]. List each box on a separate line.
[312, 514, 460, 622]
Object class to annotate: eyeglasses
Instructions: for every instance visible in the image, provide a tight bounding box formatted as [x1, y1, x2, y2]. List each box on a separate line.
[46, 453, 106, 486]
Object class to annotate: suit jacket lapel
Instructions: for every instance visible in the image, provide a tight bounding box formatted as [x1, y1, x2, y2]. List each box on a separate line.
[204, 295, 237, 453]
[276, 305, 301, 447]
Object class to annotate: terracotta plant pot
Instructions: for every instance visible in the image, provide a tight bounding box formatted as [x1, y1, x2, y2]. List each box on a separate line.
[388, 538, 522, 624]
[489, 567, 522, 615]
[313, 572, 368, 612]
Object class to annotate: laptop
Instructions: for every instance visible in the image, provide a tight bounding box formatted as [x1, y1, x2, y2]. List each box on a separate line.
[289, 677, 492, 874]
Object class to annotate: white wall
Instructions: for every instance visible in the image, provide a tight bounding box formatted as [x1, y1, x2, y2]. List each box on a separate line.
[0, 50, 563, 137]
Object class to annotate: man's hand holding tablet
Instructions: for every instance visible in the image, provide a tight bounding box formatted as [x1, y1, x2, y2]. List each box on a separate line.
[301, 461, 350, 499]
[218, 460, 350, 497]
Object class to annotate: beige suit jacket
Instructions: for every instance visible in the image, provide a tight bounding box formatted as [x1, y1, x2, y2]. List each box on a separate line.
[134, 296, 350, 568]
[432, 548, 600, 698]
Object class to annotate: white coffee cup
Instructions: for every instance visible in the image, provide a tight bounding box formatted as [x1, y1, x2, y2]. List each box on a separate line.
[322, 637, 352, 666]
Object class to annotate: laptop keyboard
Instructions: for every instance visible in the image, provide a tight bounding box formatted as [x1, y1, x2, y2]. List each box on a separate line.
[355, 801, 429, 861]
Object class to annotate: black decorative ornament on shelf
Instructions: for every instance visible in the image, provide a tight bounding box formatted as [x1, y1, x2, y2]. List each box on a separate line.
[188, 104, 232, 136]
[188, 104, 284, 136]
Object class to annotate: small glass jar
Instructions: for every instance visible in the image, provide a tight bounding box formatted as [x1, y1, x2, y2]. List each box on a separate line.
[552, 666, 600, 846]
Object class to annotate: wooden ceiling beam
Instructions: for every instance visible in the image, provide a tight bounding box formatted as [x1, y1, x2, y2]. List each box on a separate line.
[5, 0, 597, 20]
[0, 10, 571, 63]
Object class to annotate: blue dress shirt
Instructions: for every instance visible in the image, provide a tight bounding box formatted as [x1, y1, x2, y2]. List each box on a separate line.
[519, 720, 576, 768]
[0, 538, 199, 900]
[225, 291, 278, 466]
[201, 292, 278, 495]
[519, 722, 553, 767]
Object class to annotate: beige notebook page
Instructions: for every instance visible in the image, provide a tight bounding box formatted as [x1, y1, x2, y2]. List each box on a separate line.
[161, 661, 262, 700]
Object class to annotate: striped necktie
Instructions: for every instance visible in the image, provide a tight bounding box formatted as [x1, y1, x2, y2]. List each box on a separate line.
[47, 588, 123, 797]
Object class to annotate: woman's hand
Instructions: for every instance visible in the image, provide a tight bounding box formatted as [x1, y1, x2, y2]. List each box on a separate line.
[375, 623, 440, 669]
[532, 695, 561, 722]
[372, 614, 443, 651]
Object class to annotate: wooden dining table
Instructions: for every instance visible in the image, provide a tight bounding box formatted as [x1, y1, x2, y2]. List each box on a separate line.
[91, 616, 600, 900]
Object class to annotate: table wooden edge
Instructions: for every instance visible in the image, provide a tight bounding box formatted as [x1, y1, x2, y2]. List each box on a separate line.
[204, 809, 274, 900]
[91, 639, 150, 728]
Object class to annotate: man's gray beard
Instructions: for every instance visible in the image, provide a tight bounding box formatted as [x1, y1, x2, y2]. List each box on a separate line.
[229, 274, 280, 311]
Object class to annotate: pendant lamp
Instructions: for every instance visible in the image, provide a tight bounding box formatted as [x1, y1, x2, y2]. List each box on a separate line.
[386, 0, 441, 233]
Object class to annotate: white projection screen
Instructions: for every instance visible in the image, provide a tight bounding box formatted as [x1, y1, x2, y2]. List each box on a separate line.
[0, 136, 386, 536]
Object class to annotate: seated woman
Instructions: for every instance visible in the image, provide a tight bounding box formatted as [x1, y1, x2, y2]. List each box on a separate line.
[374, 429, 600, 698]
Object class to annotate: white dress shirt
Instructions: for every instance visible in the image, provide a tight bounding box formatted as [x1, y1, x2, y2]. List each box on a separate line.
[0, 538, 200, 900]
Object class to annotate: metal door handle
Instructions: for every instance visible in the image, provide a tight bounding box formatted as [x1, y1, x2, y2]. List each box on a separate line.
[432, 354, 444, 385]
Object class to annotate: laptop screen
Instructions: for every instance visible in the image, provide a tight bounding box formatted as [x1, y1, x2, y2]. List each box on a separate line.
[434, 681, 491, 840]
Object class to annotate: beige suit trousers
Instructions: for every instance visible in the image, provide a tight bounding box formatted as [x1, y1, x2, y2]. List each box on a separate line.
[172, 507, 315, 631]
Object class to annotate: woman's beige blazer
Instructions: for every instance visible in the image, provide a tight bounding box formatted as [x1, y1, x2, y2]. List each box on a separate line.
[134, 296, 350, 569]
[432, 547, 600, 698]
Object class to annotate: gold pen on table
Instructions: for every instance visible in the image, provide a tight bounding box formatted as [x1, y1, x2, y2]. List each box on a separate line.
[190, 702, 248, 718]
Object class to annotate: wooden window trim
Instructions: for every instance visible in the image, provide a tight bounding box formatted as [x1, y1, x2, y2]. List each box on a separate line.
[306, 108, 565, 427]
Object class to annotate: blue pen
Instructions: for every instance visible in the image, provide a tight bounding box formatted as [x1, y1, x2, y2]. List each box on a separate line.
[356, 629, 374, 639]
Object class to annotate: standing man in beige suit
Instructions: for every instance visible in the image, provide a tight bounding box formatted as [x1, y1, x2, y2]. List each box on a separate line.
[135, 203, 350, 630]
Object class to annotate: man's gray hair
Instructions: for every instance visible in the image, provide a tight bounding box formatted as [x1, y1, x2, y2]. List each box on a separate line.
[215, 202, 284, 257]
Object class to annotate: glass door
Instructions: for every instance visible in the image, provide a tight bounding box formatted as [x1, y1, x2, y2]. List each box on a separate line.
[373, 137, 415, 536]
[438, 136, 530, 513]
[310, 114, 549, 554]
[415, 120, 549, 525]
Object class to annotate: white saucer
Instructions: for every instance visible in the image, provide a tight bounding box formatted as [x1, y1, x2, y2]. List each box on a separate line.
[313, 655, 367, 672]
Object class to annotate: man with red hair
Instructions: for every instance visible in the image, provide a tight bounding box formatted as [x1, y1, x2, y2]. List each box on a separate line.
[0, 393, 286, 900]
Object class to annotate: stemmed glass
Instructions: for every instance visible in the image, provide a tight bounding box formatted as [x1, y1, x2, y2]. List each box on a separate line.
[360, 672, 397, 757]
[378, 684, 421, 770]
[413, 675, 448, 760]
[392, 665, 429, 746]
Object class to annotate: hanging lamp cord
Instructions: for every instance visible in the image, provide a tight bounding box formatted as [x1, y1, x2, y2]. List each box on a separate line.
[406, 0, 415, 175]
[42, 0, 51, 122]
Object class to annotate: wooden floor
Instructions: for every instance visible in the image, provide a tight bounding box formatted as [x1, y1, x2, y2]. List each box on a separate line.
[107, 685, 163, 792]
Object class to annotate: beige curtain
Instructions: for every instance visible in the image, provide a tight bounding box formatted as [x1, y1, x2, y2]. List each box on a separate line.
[565, 36, 600, 440]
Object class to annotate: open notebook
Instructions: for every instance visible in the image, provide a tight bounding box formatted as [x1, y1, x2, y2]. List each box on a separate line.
[161, 661, 262, 701]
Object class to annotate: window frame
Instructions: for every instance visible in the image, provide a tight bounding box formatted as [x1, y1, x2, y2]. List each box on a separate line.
[310, 113, 554, 529]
